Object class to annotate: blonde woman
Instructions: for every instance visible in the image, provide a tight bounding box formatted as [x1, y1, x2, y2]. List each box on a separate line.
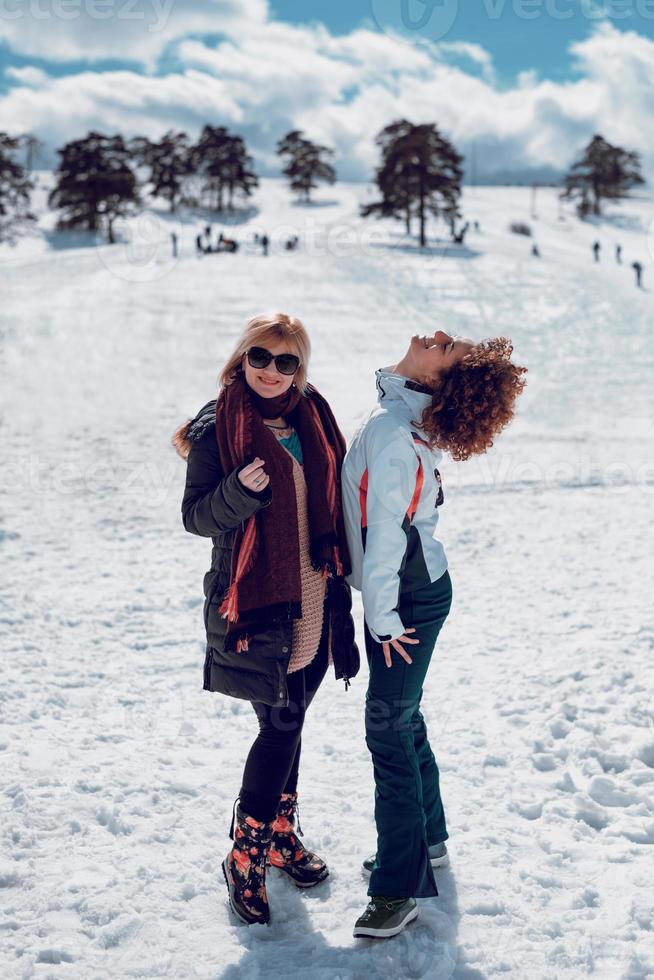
[173, 313, 359, 926]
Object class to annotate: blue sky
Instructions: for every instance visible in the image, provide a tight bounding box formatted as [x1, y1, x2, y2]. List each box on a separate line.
[1, 0, 653, 184]
[269, 0, 654, 83]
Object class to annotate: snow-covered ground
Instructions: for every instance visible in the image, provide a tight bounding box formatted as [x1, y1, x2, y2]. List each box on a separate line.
[1, 176, 653, 979]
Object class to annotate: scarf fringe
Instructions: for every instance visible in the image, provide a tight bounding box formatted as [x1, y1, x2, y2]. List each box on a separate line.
[332, 546, 344, 578]
[220, 514, 258, 625]
[312, 548, 345, 580]
[218, 588, 249, 652]
[219, 582, 240, 623]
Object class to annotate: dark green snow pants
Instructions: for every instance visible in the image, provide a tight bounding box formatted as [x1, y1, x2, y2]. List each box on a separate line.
[364, 569, 453, 898]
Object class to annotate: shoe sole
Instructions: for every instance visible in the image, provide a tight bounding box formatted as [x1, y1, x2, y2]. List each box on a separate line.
[222, 857, 270, 926]
[362, 854, 449, 878]
[287, 871, 330, 889]
[353, 904, 419, 938]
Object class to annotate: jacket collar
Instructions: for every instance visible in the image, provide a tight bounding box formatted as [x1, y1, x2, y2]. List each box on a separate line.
[375, 366, 434, 419]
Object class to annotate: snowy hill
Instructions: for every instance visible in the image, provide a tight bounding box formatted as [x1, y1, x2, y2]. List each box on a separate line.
[1, 177, 653, 979]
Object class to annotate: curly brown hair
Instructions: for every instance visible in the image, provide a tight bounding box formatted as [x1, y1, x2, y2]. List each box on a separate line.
[420, 337, 527, 461]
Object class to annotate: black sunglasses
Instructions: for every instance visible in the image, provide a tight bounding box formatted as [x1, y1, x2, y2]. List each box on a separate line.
[246, 346, 300, 376]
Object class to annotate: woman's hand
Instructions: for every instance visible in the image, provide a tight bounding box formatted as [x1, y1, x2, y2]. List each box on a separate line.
[238, 457, 270, 493]
[382, 627, 419, 667]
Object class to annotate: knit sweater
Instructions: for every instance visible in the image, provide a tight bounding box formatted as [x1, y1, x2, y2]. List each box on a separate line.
[268, 425, 332, 674]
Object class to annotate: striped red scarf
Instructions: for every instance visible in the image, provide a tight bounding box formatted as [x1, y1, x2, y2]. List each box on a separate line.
[214, 370, 351, 652]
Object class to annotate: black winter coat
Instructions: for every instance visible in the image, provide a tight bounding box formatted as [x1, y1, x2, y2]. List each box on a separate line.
[180, 399, 360, 707]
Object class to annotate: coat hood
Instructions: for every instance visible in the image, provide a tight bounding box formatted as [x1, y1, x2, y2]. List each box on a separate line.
[374, 366, 434, 421]
[171, 398, 217, 460]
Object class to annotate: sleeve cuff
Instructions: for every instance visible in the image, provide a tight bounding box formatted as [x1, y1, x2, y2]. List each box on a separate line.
[235, 463, 273, 505]
[365, 612, 406, 645]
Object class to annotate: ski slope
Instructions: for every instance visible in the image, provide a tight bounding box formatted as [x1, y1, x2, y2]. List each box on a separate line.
[1, 176, 653, 979]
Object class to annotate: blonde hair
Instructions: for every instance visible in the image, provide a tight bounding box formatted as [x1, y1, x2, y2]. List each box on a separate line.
[171, 312, 311, 461]
[219, 312, 311, 392]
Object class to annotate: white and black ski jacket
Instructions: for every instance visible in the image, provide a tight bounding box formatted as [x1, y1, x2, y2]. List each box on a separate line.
[341, 367, 448, 643]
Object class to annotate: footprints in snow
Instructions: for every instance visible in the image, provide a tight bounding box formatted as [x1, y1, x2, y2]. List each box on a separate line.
[492, 669, 654, 847]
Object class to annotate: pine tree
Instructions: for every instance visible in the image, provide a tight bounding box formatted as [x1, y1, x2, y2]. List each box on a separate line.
[222, 133, 258, 210]
[362, 120, 464, 247]
[277, 130, 336, 203]
[363, 120, 416, 234]
[48, 131, 140, 243]
[0, 132, 36, 245]
[191, 125, 229, 211]
[130, 130, 192, 212]
[191, 126, 258, 212]
[563, 134, 644, 216]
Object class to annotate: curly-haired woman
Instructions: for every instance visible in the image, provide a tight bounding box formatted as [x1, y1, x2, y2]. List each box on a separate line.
[341, 329, 527, 938]
[172, 313, 359, 927]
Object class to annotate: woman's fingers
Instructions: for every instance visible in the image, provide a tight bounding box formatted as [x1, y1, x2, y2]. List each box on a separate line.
[381, 632, 418, 667]
[238, 458, 269, 489]
[240, 457, 266, 476]
[382, 635, 420, 667]
[392, 639, 413, 665]
[246, 471, 269, 491]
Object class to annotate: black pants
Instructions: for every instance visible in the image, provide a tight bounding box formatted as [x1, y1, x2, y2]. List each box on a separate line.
[239, 604, 329, 823]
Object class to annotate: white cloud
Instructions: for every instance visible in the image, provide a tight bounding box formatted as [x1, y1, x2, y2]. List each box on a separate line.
[0, 0, 267, 69]
[438, 40, 497, 84]
[569, 20, 654, 148]
[4, 65, 49, 87]
[0, 16, 652, 185]
[0, 67, 242, 150]
[516, 69, 539, 89]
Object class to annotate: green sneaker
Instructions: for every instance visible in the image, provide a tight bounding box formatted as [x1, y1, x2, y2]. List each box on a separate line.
[362, 842, 449, 877]
[353, 895, 418, 938]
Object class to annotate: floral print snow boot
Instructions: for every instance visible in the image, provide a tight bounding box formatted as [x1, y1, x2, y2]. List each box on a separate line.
[268, 792, 329, 888]
[222, 804, 274, 925]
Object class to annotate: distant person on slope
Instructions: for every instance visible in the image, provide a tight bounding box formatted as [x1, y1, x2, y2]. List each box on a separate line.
[592, 240, 601, 262]
[342, 331, 527, 939]
[172, 313, 359, 927]
[616, 244, 622, 264]
[632, 261, 643, 288]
